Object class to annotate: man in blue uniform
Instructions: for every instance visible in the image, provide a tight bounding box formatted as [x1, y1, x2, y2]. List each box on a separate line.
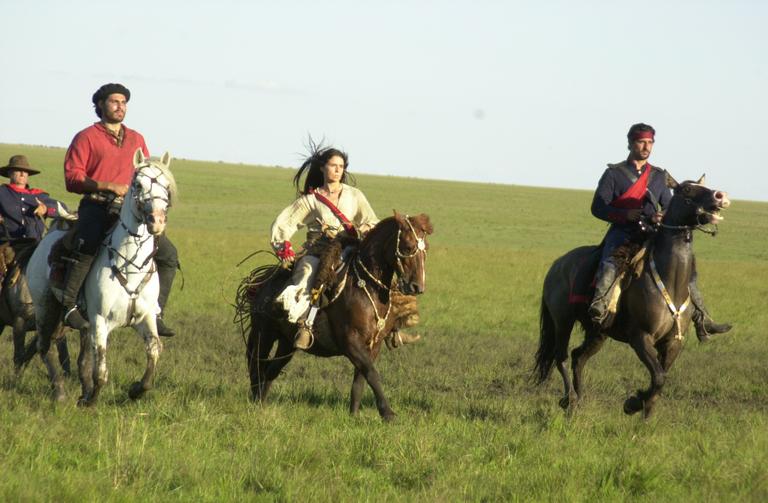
[0, 154, 66, 243]
[588, 123, 731, 341]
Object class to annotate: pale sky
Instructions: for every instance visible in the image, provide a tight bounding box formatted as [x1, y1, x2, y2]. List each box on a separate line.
[1, 0, 766, 200]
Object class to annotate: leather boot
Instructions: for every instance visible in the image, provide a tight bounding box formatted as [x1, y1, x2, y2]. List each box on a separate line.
[385, 330, 421, 350]
[61, 252, 95, 330]
[689, 281, 731, 342]
[588, 260, 618, 326]
[156, 263, 176, 337]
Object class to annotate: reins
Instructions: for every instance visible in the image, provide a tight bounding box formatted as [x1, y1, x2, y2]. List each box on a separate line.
[105, 163, 170, 324]
[647, 195, 717, 340]
[353, 215, 428, 349]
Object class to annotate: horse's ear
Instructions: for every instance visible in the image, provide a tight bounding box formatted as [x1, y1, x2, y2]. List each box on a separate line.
[696, 173, 706, 185]
[392, 210, 404, 223]
[418, 213, 434, 235]
[161, 151, 172, 169]
[133, 148, 146, 168]
[665, 171, 679, 190]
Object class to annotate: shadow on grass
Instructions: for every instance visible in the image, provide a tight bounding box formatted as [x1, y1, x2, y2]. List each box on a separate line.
[270, 386, 366, 410]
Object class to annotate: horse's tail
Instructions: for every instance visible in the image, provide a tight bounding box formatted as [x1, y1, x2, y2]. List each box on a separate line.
[534, 296, 559, 384]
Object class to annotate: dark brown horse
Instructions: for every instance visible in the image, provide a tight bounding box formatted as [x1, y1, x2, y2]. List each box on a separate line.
[238, 213, 433, 421]
[1, 257, 70, 377]
[535, 175, 730, 418]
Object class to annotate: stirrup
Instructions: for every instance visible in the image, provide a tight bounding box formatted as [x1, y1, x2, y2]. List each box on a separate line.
[64, 306, 90, 330]
[294, 323, 314, 350]
[385, 330, 421, 350]
[695, 316, 732, 342]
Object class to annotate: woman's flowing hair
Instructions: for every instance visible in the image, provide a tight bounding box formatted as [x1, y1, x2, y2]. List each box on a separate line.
[293, 136, 356, 195]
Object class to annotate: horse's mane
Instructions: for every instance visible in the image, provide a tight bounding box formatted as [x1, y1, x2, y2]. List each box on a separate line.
[361, 216, 398, 249]
[361, 213, 433, 250]
[138, 157, 178, 206]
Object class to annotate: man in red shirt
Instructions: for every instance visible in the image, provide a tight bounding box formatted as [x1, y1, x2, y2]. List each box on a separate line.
[61, 83, 179, 336]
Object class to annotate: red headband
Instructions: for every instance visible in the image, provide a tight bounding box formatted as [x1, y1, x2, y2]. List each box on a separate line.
[631, 131, 655, 141]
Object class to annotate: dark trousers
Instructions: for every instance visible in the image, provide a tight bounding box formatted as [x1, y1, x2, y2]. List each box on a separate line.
[600, 226, 633, 264]
[75, 199, 112, 255]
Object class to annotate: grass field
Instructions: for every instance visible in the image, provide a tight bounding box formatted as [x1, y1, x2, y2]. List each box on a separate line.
[0, 143, 766, 502]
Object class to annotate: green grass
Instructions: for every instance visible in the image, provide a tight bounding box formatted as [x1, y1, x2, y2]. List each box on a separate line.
[0, 143, 766, 502]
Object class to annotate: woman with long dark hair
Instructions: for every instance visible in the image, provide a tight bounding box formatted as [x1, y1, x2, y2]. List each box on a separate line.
[270, 140, 378, 349]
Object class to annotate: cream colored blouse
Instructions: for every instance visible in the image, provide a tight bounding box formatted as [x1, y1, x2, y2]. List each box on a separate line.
[270, 184, 378, 249]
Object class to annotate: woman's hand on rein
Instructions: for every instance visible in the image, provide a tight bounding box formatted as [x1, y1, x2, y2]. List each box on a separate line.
[275, 240, 296, 264]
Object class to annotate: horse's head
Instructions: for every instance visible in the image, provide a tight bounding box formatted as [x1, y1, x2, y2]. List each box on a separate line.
[131, 149, 176, 235]
[664, 173, 730, 228]
[392, 212, 433, 295]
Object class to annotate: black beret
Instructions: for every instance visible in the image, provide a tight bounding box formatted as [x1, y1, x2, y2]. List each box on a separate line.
[92, 83, 131, 105]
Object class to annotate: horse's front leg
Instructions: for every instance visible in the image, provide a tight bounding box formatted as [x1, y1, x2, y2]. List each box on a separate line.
[349, 368, 365, 415]
[36, 321, 66, 402]
[656, 334, 684, 372]
[346, 343, 395, 421]
[128, 316, 163, 400]
[85, 318, 110, 406]
[625, 331, 666, 419]
[77, 327, 95, 405]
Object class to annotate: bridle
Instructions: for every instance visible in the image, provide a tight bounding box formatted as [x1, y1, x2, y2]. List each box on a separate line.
[128, 164, 172, 228]
[106, 163, 172, 322]
[394, 215, 428, 286]
[352, 215, 428, 347]
[657, 194, 719, 237]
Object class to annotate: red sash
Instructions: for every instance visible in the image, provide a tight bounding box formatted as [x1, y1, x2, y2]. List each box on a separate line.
[310, 189, 356, 234]
[4, 183, 45, 195]
[611, 165, 650, 209]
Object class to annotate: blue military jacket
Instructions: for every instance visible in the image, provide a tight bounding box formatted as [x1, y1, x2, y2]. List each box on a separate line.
[591, 160, 672, 228]
[0, 184, 64, 241]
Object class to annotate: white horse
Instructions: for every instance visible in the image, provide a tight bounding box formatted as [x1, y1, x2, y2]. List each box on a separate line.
[27, 150, 176, 404]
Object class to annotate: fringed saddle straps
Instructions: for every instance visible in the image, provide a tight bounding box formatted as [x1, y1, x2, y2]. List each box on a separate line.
[649, 255, 691, 340]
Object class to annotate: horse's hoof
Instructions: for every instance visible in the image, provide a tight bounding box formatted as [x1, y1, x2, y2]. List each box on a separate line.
[77, 395, 95, 407]
[623, 396, 644, 415]
[381, 411, 397, 422]
[642, 399, 657, 420]
[128, 382, 147, 400]
[559, 392, 578, 411]
[53, 390, 67, 403]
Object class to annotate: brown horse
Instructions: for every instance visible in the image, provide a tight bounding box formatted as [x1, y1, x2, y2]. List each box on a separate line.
[534, 175, 730, 418]
[1, 255, 70, 377]
[1, 213, 76, 379]
[238, 213, 433, 421]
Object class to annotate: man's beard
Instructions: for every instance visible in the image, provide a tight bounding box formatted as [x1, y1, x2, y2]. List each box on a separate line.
[103, 111, 125, 124]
